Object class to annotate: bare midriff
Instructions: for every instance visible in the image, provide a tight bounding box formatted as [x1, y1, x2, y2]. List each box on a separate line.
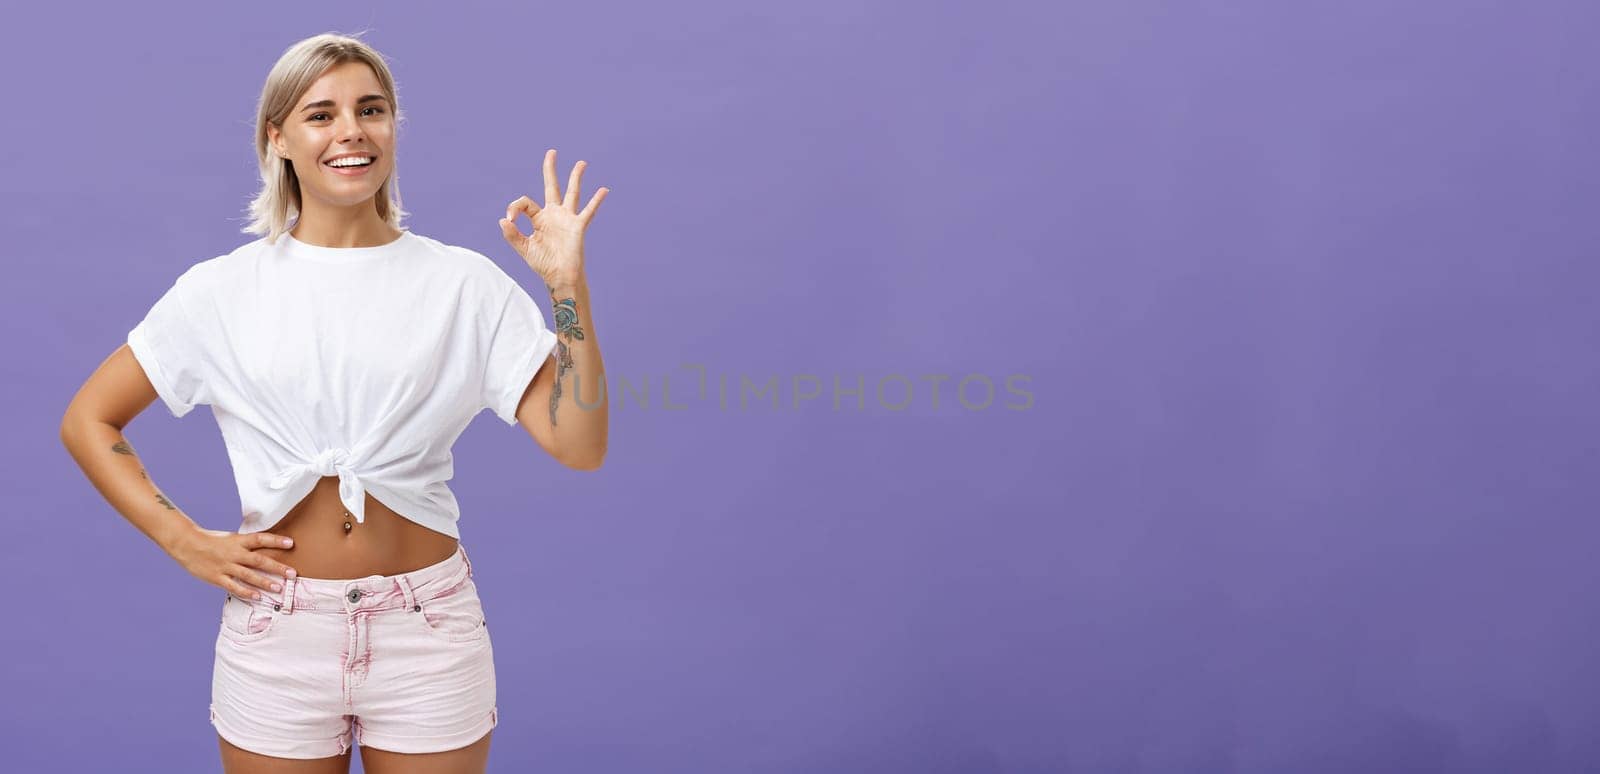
[251, 475, 459, 579]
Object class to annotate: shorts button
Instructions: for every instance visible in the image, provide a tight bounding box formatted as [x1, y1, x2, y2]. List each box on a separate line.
[413, 603, 421, 612]
[273, 603, 281, 611]
[347, 589, 363, 603]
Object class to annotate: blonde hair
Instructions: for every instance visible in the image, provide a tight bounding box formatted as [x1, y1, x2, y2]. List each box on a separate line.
[241, 32, 409, 243]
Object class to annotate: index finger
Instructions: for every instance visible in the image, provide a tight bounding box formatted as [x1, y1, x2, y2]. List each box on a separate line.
[506, 195, 540, 225]
[543, 148, 561, 207]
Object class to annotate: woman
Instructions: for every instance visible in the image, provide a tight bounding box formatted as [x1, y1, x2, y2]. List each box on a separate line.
[58, 32, 608, 773]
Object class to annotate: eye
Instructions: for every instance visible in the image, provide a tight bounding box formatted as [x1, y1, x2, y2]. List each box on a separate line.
[307, 107, 386, 122]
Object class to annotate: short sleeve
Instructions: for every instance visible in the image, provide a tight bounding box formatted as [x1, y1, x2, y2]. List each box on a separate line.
[127, 265, 211, 418]
[481, 277, 559, 425]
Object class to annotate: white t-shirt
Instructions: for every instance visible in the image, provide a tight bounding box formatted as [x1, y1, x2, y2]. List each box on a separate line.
[126, 228, 557, 538]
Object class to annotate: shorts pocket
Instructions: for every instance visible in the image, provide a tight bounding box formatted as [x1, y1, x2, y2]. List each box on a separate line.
[415, 580, 488, 643]
[219, 592, 278, 644]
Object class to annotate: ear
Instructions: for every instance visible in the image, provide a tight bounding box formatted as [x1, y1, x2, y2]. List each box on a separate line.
[265, 124, 285, 157]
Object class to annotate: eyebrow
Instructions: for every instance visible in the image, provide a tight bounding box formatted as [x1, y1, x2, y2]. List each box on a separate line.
[299, 94, 389, 112]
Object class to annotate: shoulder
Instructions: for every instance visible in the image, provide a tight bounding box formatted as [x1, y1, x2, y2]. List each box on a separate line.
[406, 231, 527, 297]
[149, 234, 293, 312]
[165, 252, 234, 298]
[195, 235, 280, 277]
[167, 237, 272, 297]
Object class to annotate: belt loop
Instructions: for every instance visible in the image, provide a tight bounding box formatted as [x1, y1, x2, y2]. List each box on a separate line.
[396, 571, 418, 612]
[280, 575, 297, 615]
[459, 543, 473, 579]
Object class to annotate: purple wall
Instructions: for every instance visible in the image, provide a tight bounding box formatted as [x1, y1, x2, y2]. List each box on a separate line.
[7, 1, 1597, 771]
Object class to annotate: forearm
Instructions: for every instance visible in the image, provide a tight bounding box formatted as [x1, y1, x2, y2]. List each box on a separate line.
[544, 273, 608, 468]
[59, 419, 205, 554]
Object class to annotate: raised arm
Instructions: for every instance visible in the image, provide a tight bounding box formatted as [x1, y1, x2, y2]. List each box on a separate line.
[510, 274, 606, 468]
[498, 148, 610, 470]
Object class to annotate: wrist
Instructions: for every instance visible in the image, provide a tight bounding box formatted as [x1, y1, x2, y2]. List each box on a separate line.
[158, 519, 208, 555]
[542, 273, 586, 294]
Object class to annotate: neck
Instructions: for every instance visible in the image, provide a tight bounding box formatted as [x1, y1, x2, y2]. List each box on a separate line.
[289, 202, 401, 248]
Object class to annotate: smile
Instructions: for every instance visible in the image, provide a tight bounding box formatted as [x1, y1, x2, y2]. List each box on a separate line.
[324, 155, 376, 176]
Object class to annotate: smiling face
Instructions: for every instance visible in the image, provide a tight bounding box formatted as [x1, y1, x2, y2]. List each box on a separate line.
[267, 60, 396, 212]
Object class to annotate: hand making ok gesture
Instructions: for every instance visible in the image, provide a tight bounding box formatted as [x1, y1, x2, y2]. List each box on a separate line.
[499, 148, 609, 286]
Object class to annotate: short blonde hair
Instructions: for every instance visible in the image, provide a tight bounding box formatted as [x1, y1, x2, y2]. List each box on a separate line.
[242, 32, 409, 243]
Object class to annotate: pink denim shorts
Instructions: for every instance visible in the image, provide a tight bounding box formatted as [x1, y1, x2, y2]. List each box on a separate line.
[210, 543, 496, 759]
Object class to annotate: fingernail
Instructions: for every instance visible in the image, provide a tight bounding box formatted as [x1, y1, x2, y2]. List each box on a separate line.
[272, 582, 282, 591]
[283, 538, 293, 547]
[286, 568, 296, 578]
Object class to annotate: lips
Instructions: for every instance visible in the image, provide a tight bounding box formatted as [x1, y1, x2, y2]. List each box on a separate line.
[324, 155, 376, 176]
[324, 151, 376, 163]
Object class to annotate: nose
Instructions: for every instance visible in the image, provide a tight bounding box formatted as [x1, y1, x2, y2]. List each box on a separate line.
[333, 111, 368, 144]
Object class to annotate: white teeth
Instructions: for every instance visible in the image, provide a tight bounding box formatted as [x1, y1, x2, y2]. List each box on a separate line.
[326, 157, 373, 167]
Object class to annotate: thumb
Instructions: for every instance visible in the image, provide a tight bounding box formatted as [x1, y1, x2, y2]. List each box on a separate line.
[499, 217, 524, 244]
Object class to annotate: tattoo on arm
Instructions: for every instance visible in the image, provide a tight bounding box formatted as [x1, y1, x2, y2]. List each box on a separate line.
[114, 438, 171, 507]
[548, 294, 584, 428]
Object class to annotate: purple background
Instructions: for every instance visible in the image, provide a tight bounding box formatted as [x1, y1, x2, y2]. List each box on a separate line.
[6, 1, 1598, 771]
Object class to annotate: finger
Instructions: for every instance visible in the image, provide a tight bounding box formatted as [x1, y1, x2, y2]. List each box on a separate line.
[254, 533, 294, 550]
[499, 216, 525, 244]
[237, 567, 284, 593]
[506, 195, 540, 225]
[578, 187, 610, 225]
[503, 196, 542, 244]
[564, 160, 586, 211]
[240, 549, 297, 579]
[223, 574, 263, 600]
[502, 198, 529, 241]
[543, 149, 560, 207]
